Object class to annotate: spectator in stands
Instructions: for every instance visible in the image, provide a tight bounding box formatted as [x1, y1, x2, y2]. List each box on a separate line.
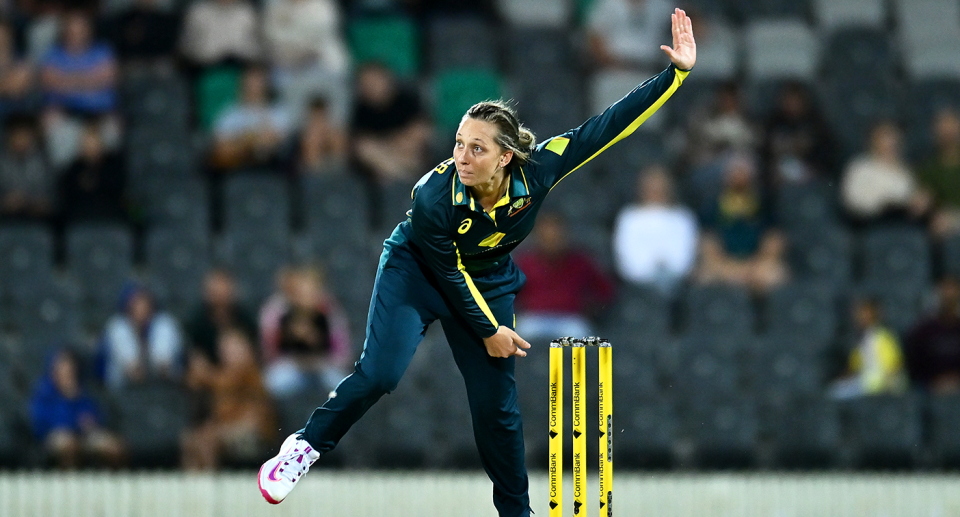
[264, 0, 349, 124]
[919, 108, 960, 237]
[0, 115, 55, 220]
[57, 119, 127, 224]
[260, 266, 351, 397]
[587, 0, 671, 71]
[829, 297, 908, 399]
[0, 20, 38, 115]
[291, 96, 347, 175]
[101, 282, 184, 389]
[613, 164, 698, 295]
[695, 154, 789, 293]
[761, 81, 837, 188]
[182, 327, 275, 470]
[106, 0, 181, 67]
[687, 82, 758, 208]
[185, 269, 258, 366]
[350, 62, 430, 184]
[31, 348, 125, 469]
[515, 212, 615, 342]
[178, 0, 261, 69]
[39, 11, 121, 168]
[905, 277, 960, 394]
[841, 120, 931, 226]
[209, 64, 293, 172]
[40, 11, 118, 116]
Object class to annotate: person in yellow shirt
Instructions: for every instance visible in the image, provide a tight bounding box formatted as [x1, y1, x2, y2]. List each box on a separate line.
[830, 298, 908, 399]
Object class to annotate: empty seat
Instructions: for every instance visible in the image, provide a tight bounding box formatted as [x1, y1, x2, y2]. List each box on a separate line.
[853, 280, 928, 334]
[433, 69, 503, 130]
[686, 20, 740, 80]
[145, 229, 209, 315]
[222, 173, 291, 237]
[376, 181, 415, 236]
[945, 233, 960, 279]
[218, 232, 290, 305]
[729, 0, 809, 21]
[0, 406, 19, 467]
[672, 334, 744, 405]
[747, 335, 826, 408]
[765, 283, 838, 342]
[600, 285, 672, 341]
[617, 399, 677, 469]
[590, 70, 668, 132]
[688, 399, 758, 469]
[893, 0, 960, 50]
[775, 180, 838, 231]
[842, 395, 922, 469]
[820, 76, 901, 155]
[683, 284, 754, 336]
[789, 225, 853, 287]
[821, 28, 897, 81]
[512, 70, 584, 139]
[143, 178, 210, 236]
[113, 382, 191, 467]
[126, 126, 196, 179]
[496, 0, 572, 27]
[9, 280, 80, 345]
[427, 17, 497, 73]
[813, 0, 886, 29]
[904, 79, 960, 156]
[348, 16, 419, 77]
[301, 174, 370, 249]
[122, 72, 190, 130]
[861, 225, 931, 285]
[745, 20, 819, 80]
[504, 27, 572, 76]
[66, 224, 135, 329]
[771, 398, 841, 468]
[929, 395, 960, 467]
[0, 224, 54, 293]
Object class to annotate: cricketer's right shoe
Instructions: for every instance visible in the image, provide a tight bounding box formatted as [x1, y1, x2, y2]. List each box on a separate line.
[258, 433, 320, 504]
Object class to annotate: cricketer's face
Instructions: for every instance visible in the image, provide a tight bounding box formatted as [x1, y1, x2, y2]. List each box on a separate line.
[453, 118, 511, 187]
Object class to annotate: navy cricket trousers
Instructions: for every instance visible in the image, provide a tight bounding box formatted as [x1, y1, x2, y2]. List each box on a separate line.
[301, 243, 531, 517]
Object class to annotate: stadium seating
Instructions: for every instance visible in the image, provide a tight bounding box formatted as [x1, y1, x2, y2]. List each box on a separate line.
[112, 382, 191, 468]
[861, 225, 931, 286]
[217, 231, 290, 306]
[142, 177, 210, 236]
[842, 395, 922, 469]
[0, 224, 55, 294]
[928, 395, 960, 468]
[495, 0, 572, 28]
[745, 20, 819, 80]
[433, 69, 503, 131]
[812, 0, 886, 30]
[427, 17, 498, 73]
[65, 224, 135, 330]
[686, 399, 758, 469]
[348, 16, 420, 77]
[222, 173, 292, 237]
[789, 224, 854, 288]
[617, 399, 677, 469]
[682, 284, 755, 337]
[770, 398, 842, 469]
[144, 229, 209, 318]
[764, 283, 838, 343]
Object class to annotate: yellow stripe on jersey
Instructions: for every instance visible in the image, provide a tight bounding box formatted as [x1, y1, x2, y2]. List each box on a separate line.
[550, 69, 689, 192]
[455, 244, 498, 328]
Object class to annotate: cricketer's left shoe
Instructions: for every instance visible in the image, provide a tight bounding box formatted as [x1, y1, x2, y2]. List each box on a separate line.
[258, 433, 320, 504]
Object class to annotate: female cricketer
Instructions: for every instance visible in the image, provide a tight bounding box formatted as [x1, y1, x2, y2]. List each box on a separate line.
[259, 8, 696, 516]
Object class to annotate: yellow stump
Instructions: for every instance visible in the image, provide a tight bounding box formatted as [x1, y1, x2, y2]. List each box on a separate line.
[598, 343, 613, 516]
[548, 342, 563, 517]
[572, 343, 586, 516]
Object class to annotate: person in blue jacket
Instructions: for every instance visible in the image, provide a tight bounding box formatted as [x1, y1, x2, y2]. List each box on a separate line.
[258, 9, 696, 516]
[31, 348, 125, 469]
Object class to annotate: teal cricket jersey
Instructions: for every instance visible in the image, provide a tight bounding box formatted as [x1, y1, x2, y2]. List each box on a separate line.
[383, 64, 690, 339]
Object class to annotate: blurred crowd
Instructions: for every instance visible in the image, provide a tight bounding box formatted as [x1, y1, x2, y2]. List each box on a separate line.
[1, 0, 960, 471]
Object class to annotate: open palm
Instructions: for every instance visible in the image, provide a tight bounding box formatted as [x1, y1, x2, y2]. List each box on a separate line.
[661, 8, 697, 70]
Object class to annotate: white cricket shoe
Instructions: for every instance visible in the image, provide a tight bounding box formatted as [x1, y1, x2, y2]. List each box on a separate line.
[258, 433, 320, 504]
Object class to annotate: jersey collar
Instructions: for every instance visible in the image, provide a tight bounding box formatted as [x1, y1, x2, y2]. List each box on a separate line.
[452, 166, 530, 212]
